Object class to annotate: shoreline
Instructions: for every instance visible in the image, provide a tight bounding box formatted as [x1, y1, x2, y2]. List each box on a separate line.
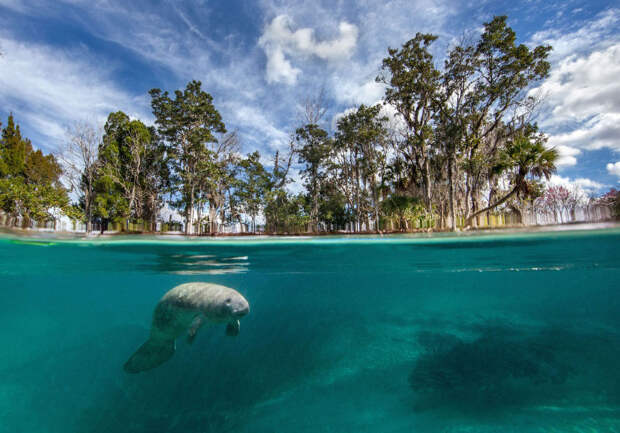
[1, 221, 618, 241]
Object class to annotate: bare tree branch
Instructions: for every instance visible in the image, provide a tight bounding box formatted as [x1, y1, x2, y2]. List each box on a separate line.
[56, 121, 101, 232]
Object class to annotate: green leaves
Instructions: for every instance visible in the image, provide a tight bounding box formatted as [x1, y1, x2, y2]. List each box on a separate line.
[503, 132, 558, 186]
[96, 111, 162, 225]
[150, 81, 227, 233]
[378, 32, 440, 135]
[0, 115, 71, 226]
[236, 151, 270, 230]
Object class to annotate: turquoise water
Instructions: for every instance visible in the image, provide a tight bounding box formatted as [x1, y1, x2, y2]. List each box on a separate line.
[1, 228, 619, 432]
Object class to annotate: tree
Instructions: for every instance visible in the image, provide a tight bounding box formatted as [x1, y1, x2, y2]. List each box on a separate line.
[142, 128, 169, 231]
[595, 189, 619, 218]
[462, 16, 551, 226]
[332, 104, 388, 231]
[58, 122, 100, 232]
[236, 151, 270, 232]
[381, 194, 425, 231]
[436, 41, 477, 230]
[92, 167, 128, 233]
[150, 80, 226, 234]
[0, 115, 29, 179]
[263, 139, 296, 232]
[1, 115, 72, 228]
[295, 124, 331, 232]
[264, 191, 310, 233]
[197, 131, 240, 234]
[378, 33, 440, 214]
[97, 111, 164, 231]
[465, 131, 557, 225]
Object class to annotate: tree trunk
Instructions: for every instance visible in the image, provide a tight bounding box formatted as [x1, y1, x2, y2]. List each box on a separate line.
[439, 201, 445, 229]
[424, 157, 432, 214]
[209, 203, 217, 234]
[355, 162, 360, 232]
[448, 154, 457, 231]
[186, 183, 195, 235]
[471, 195, 479, 228]
[373, 185, 380, 233]
[85, 191, 92, 233]
[128, 185, 136, 232]
[312, 178, 319, 233]
[466, 183, 521, 227]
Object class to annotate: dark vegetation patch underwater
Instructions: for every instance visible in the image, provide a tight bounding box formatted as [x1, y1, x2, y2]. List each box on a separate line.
[409, 321, 620, 418]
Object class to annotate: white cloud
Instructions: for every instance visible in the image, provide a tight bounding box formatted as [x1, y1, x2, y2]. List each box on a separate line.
[548, 174, 606, 193]
[0, 1, 290, 159]
[0, 36, 148, 150]
[259, 15, 358, 61]
[333, 78, 385, 106]
[262, 44, 301, 85]
[530, 10, 620, 167]
[547, 112, 620, 152]
[259, 15, 358, 84]
[535, 44, 620, 126]
[606, 161, 620, 179]
[530, 9, 619, 60]
[552, 144, 581, 167]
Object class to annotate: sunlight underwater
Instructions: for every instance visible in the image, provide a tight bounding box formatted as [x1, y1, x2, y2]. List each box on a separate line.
[0, 228, 619, 432]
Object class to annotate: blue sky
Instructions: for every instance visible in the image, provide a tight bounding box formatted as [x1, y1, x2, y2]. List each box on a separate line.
[0, 0, 619, 194]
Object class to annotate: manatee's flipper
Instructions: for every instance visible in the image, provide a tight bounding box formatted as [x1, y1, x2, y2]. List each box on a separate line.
[123, 337, 176, 373]
[187, 315, 205, 345]
[226, 319, 240, 337]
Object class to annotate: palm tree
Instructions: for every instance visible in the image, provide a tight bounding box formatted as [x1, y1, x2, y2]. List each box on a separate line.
[465, 133, 557, 227]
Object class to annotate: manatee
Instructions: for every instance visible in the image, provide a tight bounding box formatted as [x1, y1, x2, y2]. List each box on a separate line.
[124, 282, 250, 373]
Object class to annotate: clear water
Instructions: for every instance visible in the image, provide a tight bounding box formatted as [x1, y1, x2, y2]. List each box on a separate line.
[1, 228, 619, 433]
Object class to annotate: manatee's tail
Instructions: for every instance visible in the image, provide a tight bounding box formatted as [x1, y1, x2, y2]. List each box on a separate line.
[124, 337, 176, 374]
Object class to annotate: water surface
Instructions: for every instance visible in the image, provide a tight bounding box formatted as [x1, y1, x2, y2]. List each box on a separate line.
[1, 228, 619, 432]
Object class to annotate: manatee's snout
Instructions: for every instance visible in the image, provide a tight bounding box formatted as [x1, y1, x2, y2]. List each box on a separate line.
[232, 296, 250, 317]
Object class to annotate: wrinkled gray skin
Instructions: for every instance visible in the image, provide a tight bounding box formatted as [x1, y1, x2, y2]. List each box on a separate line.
[124, 282, 249, 373]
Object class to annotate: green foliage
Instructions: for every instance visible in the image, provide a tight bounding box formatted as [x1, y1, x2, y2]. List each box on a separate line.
[0, 114, 72, 227]
[318, 182, 352, 229]
[236, 151, 270, 231]
[474, 16, 552, 114]
[334, 104, 388, 178]
[503, 132, 558, 192]
[381, 194, 426, 230]
[296, 123, 331, 231]
[150, 80, 226, 233]
[378, 33, 440, 139]
[378, 33, 440, 211]
[94, 111, 168, 230]
[263, 189, 310, 233]
[330, 104, 389, 230]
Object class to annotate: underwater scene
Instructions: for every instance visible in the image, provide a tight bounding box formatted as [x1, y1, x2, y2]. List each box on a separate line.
[0, 228, 619, 433]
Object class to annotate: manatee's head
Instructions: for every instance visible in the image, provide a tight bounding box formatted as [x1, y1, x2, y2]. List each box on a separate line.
[217, 289, 250, 320]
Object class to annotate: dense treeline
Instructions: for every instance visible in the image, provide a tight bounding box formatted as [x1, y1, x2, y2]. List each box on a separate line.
[0, 115, 76, 228]
[1, 16, 617, 234]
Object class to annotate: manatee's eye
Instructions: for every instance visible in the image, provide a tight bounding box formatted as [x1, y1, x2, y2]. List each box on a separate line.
[225, 298, 231, 303]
